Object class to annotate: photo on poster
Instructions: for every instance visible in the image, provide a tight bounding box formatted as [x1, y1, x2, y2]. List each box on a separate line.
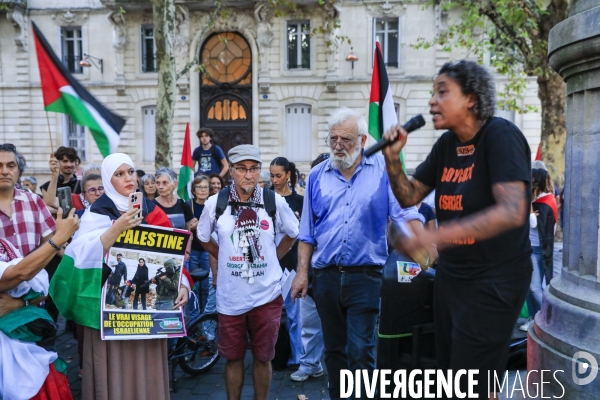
[100, 224, 191, 340]
[104, 249, 183, 312]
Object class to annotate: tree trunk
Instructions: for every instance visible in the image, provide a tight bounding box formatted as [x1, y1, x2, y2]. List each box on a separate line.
[152, 0, 176, 169]
[537, 69, 567, 188]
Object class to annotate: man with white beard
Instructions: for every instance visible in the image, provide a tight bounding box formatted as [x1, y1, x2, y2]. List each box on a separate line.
[290, 107, 425, 400]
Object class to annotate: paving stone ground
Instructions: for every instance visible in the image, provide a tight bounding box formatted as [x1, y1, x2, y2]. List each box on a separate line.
[55, 318, 330, 400]
[56, 242, 564, 399]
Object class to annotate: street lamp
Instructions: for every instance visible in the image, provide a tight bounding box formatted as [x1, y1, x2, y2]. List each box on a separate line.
[80, 53, 103, 73]
[346, 47, 358, 79]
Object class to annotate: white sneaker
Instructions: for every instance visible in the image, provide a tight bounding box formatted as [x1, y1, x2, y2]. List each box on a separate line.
[290, 369, 324, 382]
[519, 317, 533, 332]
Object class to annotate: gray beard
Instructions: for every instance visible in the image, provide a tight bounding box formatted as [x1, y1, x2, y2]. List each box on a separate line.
[330, 141, 361, 171]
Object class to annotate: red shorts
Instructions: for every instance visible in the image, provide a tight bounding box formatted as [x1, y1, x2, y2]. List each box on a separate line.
[218, 296, 283, 361]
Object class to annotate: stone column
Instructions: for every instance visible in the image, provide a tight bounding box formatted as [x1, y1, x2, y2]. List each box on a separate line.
[529, 2, 600, 397]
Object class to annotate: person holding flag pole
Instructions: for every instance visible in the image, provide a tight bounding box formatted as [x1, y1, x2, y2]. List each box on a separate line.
[31, 21, 126, 158]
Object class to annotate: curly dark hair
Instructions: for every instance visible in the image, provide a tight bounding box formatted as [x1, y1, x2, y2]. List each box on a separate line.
[54, 146, 80, 162]
[438, 60, 496, 121]
[196, 128, 214, 139]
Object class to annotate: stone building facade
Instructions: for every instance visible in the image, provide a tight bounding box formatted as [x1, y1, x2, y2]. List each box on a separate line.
[0, 0, 541, 180]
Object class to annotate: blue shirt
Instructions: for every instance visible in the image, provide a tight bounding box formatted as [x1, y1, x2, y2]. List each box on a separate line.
[192, 145, 226, 175]
[298, 152, 424, 268]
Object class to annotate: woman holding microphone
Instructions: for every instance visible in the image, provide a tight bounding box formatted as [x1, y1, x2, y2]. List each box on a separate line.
[382, 60, 532, 399]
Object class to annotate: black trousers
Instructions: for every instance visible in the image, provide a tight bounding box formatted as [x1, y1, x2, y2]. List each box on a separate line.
[133, 293, 147, 310]
[434, 259, 532, 399]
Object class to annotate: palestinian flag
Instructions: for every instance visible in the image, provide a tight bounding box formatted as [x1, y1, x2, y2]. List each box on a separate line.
[368, 38, 405, 169]
[49, 212, 111, 330]
[177, 123, 193, 201]
[32, 22, 126, 157]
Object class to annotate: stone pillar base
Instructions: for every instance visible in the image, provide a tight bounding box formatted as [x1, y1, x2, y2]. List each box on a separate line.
[528, 275, 600, 398]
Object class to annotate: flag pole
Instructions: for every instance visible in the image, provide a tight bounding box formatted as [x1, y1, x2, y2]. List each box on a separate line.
[45, 112, 55, 155]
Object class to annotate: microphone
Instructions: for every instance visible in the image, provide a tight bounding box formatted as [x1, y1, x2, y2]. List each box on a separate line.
[364, 114, 426, 157]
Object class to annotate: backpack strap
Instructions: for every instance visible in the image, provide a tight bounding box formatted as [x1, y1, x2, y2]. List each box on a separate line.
[215, 186, 277, 228]
[262, 187, 277, 228]
[211, 145, 223, 168]
[215, 186, 230, 221]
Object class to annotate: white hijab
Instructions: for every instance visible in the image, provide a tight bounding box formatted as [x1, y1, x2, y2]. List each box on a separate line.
[101, 153, 135, 212]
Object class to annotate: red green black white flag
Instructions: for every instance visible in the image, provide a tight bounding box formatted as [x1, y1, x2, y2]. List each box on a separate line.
[369, 38, 405, 169]
[177, 123, 193, 202]
[32, 22, 126, 157]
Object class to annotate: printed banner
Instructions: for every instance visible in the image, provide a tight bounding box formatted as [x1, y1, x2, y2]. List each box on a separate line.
[101, 225, 191, 340]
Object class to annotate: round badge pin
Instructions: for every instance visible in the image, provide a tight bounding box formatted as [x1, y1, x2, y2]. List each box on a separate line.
[260, 220, 270, 230]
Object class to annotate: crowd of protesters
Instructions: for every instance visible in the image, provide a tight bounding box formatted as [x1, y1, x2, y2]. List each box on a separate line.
[0, 59, 564, 400]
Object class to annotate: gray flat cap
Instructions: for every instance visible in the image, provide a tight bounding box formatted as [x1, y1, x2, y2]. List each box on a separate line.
[228, 144, 262, 164]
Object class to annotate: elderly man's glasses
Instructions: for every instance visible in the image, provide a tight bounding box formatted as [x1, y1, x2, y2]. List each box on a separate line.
[325, 135, 357, 148]
[194, 185, 210, 191]
[234, 166, 261, 175]
[87, 186, 104, 195]
[0, 143, 16, 153]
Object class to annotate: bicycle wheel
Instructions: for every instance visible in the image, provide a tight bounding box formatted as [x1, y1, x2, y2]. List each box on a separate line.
[177, 313, 220, 375]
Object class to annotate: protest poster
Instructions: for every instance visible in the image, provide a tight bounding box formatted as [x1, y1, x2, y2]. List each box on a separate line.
[101, 224, 191, 340]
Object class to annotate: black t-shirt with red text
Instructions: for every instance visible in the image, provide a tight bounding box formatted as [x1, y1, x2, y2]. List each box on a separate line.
[414, 117, 532, 280]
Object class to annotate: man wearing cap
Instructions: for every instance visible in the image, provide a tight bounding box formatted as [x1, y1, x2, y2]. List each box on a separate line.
[198, 144, 299, 400]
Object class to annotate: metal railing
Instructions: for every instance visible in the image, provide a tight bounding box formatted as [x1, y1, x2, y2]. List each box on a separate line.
[62, 55, 83, 74]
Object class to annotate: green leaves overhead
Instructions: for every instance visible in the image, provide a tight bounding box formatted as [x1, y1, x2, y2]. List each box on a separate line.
[414, 0, 569, 114]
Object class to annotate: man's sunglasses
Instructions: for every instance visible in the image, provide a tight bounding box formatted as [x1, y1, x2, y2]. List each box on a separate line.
[0, 143, 16, 153]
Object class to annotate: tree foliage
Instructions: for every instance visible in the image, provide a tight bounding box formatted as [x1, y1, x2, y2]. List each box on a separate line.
[415, 0, 571, 184]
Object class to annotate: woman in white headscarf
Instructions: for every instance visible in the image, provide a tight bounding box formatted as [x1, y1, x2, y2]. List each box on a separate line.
[50, 154, 189, 399]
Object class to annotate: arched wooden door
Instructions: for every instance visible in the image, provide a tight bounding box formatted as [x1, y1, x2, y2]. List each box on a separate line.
[200, 32, 252, 156]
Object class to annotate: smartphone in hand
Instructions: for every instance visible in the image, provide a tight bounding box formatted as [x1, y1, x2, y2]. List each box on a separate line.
[57, 187, 73, 219]
[129, 192, 143, 219]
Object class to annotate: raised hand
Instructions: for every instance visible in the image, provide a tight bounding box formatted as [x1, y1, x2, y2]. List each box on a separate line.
[54, 207, 80, 244]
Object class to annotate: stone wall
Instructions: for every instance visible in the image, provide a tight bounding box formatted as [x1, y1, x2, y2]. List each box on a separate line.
[0, 0, 541, 184]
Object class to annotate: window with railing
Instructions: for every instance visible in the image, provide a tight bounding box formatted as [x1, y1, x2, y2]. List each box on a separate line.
[64, 115, 86, 161]
[61, 27, 83, 74]
[141, 25, 157, 73]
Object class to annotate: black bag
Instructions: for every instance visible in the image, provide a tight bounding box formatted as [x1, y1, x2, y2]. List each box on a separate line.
[271, 320, 291, 371]
[26, 318, 59, 350]
[506, 339, 527, 370]
[378, 250, 436, 372]
[271, 311, 292, 371]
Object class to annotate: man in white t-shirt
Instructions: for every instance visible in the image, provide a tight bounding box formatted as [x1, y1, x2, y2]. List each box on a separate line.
[198, 144, 299, 400]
